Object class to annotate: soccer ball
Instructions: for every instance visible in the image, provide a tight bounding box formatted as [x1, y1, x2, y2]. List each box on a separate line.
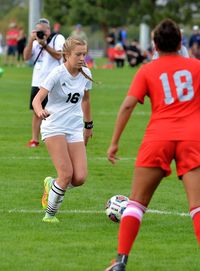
[0, 67, 4, 77]
[105, 195, 129, 222]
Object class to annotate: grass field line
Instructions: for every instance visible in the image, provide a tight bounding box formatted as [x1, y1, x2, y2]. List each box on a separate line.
[97, 111, 150, 116]
[5, 208, 190, 217]
[0, 156, 135, 161]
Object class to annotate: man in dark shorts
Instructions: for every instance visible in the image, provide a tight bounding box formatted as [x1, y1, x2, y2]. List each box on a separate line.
[23, 18, 65, 147]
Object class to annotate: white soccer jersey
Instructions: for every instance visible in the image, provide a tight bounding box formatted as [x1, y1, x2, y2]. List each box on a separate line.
[40, 64, 92, 140]
[31, 33, 65, 86]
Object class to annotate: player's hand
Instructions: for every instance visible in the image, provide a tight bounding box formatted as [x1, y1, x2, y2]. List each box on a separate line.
[84, 128, 92, 146]
[37, 109, 50, 120]
[107, 143, 119, 164]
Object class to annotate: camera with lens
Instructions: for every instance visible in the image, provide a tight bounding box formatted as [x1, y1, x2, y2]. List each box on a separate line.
[36, 30, 45, 39]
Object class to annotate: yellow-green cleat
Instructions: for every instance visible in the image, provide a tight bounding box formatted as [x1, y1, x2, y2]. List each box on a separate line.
[41, 176, 54, 210]
[42, 213, 59, 223]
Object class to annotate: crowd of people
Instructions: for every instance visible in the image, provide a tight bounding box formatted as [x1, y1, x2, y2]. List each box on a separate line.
[105, 24, 200, 69]
[0, 22, 26, 67]
[106, 27, 150, 68]
[0, 21, 82, 67]
[1, 21, 200, 69]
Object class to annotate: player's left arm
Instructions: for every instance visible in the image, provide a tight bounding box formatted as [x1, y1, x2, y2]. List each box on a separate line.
[82, 90, 93, 146]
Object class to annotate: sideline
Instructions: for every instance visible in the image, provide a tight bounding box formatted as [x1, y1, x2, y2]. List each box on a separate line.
[3, 208, 190, 217]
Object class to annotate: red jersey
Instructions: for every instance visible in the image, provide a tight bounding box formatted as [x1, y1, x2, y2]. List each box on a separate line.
[6, 29, 19, 46]
[127, 55, 200, 142]
[113, 48, 126, 58]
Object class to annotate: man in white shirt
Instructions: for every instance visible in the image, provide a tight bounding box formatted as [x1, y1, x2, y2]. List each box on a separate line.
[23, 18, 65, 147]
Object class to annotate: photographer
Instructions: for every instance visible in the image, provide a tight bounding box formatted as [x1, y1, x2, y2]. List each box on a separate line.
[23, 18, 65, 147]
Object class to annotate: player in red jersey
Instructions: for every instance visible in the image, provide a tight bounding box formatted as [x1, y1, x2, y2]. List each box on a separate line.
[105, 18, 200, 271]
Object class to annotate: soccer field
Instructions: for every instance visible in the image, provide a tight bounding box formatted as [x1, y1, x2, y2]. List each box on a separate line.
[0, 64, 199, 271]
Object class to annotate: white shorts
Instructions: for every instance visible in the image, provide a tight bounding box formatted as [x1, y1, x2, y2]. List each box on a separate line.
[42, 132, 84, 143]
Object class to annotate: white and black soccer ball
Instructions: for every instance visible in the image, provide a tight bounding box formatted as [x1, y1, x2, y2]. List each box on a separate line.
[105, 195, 129, 222]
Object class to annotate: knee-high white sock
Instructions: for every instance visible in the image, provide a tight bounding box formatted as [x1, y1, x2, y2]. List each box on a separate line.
[46, 181, 66, 217]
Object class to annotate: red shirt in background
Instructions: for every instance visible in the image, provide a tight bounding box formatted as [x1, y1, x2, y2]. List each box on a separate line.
[6, 28, 19, 46]
[113, 47, 126, 59]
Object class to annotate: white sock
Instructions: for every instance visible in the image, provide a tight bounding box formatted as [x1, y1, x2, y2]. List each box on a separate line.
[46, 181, 66, 217]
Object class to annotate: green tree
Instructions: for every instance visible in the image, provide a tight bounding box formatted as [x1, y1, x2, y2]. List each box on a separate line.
[44, 0, 137, 37]
[127, 0, 200, 28]
[0, 0, 17, 19]
[43, 0, 200, 31]
[43, 0, 70, 25]
[67, 0, 134, 27]
[0, 0, 28, 36]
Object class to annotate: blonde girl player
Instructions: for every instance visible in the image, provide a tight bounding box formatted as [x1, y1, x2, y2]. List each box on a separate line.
[32, 37, 93, 223]
[105, 19, 200, 271]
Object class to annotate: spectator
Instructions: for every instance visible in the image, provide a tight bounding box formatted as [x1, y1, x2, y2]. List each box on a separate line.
[126, 40, 145, 67]
[85, 54, 95, 69]
[4, 22, 19, 66]
[118, 27, 128, 49]
[188, 25, 200, 59]
[113, 43, 126, 68]
[106, 27, 116, 48]
[17, 27, 26, 67]
[180, 28, 188, 47]
[53, 22, 61, 34]
[0, 32, 3, 55]
[106, 27, 117, 66]
[71, 24, 87, 41]
[23, 18, 65, 147]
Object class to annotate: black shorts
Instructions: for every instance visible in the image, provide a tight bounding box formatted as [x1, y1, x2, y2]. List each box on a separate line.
[7, 45, 17, 56]
[29, 86, 48, 110]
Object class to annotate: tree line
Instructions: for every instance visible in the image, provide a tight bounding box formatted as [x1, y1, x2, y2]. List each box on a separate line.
[0, 0, 200, 37]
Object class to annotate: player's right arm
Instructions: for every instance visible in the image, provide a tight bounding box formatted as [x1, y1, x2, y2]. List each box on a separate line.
[32, 87, 49, 120]
[107, 96, 138, 164]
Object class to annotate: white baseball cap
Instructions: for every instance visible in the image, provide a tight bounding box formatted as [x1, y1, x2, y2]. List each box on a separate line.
[36, 18, 50, 27]
[193, 25, 199, 31]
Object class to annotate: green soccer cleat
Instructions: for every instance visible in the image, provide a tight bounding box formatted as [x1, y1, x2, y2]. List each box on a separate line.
[41, 176, 54, 210]
[42, 213, 59, 223]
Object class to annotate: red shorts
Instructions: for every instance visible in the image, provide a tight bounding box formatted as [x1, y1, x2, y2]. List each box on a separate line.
[135, 141, 200, 177]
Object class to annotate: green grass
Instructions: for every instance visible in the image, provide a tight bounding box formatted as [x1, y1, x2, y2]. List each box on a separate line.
[0, 63, 199, 271]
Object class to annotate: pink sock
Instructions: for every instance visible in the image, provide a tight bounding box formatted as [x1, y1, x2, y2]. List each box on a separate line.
[118, 200, 147, 255]
[190, 206, 200, 245]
